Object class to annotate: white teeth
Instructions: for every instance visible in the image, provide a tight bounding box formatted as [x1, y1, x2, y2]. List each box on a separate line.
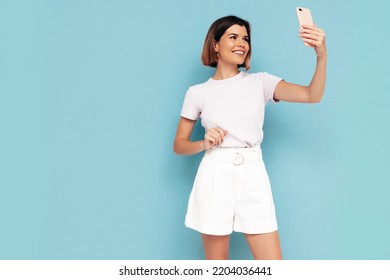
[233, 51, 244, 55]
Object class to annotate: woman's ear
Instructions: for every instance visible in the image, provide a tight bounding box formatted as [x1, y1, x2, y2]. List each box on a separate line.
[213, 40, 218, 53]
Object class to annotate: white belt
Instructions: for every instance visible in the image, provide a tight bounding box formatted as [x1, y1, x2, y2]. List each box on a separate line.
[205, 146, 262, 165]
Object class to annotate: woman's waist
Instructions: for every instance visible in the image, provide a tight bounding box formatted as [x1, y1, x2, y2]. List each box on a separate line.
[205, 145, 262, 165]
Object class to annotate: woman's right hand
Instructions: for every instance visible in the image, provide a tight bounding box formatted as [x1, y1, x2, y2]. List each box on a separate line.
[203, 127, 228, 149]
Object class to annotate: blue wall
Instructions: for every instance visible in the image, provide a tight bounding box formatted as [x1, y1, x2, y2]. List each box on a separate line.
[1, 0, 389, 259]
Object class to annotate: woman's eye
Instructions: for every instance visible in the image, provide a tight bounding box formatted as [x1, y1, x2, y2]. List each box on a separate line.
[230, 36, 236, 40]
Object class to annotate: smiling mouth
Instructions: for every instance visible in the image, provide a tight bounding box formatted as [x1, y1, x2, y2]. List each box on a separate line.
[232, 50, 245, 55]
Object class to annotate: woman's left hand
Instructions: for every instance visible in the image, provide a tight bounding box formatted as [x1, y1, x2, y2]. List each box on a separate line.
[299, 25, 327, 57]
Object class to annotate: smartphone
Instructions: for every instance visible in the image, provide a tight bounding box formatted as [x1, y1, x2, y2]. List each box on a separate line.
[296, 7, 314, 27]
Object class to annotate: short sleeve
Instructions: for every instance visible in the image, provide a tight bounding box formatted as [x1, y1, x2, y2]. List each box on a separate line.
[261, 72, 283, 104]
[180, 88, 200, 120]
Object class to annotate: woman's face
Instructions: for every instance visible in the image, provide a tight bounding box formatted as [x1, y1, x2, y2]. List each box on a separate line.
[214, 24, 250, 68]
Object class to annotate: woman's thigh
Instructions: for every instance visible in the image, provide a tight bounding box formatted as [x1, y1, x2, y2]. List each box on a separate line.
[201, 233, 230, 260]
[244, 231, 282, 260]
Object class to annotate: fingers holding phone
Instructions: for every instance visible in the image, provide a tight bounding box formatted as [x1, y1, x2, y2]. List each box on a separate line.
[296, 7, 327, 56]
[299, 25, 326, 47]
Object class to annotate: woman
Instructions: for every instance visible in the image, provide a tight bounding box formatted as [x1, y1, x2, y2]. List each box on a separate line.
[173, 15, 326, 260]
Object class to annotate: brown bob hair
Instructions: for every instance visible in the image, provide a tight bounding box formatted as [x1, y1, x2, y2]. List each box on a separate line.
[201, 15, 252, 70]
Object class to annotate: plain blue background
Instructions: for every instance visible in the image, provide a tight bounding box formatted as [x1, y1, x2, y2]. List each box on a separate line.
[1, 0, 389, 260]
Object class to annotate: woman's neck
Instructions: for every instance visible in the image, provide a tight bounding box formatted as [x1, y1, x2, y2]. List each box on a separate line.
[212, 64, 240, 80]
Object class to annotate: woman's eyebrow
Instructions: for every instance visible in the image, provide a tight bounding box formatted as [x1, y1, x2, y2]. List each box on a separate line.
[227, 33, 249, 38]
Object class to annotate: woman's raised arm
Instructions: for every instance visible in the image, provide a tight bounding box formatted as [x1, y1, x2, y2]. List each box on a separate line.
[274, 25, 327, 103]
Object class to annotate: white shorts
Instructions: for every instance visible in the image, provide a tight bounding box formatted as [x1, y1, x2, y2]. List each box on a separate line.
[185, 146, 278, 236]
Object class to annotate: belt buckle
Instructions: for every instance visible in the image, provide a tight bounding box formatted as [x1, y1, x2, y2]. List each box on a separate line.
[234, 152, 244, 165]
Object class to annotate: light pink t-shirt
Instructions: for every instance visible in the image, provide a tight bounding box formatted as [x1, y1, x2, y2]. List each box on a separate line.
[180, 71, 282, 148]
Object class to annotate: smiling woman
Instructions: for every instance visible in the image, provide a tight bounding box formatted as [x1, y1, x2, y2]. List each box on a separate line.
[173, 14, 327, 260]
[212, 25, 250, 79]
[202, 16, 252, 71]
